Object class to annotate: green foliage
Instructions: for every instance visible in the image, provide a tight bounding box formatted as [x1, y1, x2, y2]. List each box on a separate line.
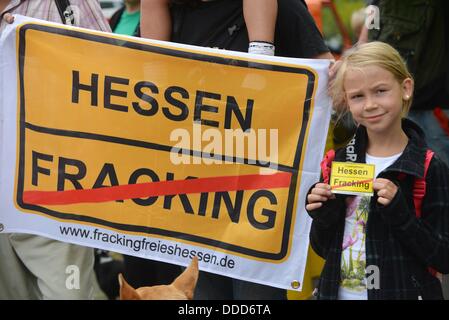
[322, 0, 366, 43]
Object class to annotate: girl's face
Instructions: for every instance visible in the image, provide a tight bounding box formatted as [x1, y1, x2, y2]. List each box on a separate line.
[344, 65, 413, 137]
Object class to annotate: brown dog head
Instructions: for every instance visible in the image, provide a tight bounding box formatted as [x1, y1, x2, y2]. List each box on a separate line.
[118, 256, 199, 300]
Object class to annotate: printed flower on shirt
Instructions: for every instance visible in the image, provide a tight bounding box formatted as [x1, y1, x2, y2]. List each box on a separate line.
[357, 219, 366, 233]
[356, 196, 370, 222]
[340, 195, 370, 292]
[345, 196, 359, 217]
[342, 234, 358, 250]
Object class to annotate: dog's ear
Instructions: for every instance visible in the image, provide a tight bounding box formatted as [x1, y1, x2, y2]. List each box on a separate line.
[118, 273, 141, 300]
[172, 256, 199, 300]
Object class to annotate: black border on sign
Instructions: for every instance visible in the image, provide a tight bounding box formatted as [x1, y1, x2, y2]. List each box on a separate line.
[16, 24, 316, 260]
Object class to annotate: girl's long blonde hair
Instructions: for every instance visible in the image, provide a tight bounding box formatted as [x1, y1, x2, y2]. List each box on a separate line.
[331, 41, 414, 117]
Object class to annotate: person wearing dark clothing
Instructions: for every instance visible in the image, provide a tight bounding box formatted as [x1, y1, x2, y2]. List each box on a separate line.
[112, 0, 183, 291]
[168, 0, 331, 300]
[309, 119, 449, 299]
[363, 0, 449, 298]
[170, 0, 331, 59]
[122, 255, 182, 290]
[365, 0, 449, 165]
[308, 42, 449, 300]
[126, 0, 331, 300]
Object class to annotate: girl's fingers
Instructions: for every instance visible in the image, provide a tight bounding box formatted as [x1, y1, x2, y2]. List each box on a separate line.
[306, 202, 322, 211]
[372, 181, 386, 191]
[311, 187, 333, 197]
[373, 178, 391, 190]
[374, 179, 398, 204]
[314, 183, 332, 190]
[376, 189, 391, 200]
[306, 183, 334, 210]
[307, 193, 329, 204]
[377, 196, 390, 206]
[373, 179, 396, 190]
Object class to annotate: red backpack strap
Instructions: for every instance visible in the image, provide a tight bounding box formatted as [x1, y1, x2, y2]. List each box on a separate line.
[413, 149, 434, 218]
[320, 149, 335, 184]
[433, 107, 449, 137]
[412, 149, 438, 278]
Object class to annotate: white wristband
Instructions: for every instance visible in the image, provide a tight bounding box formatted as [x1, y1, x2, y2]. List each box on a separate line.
[248, 41, 275, 56]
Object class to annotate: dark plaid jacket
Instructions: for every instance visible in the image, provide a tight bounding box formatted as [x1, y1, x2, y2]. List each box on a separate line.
[308, 119, 449, 300]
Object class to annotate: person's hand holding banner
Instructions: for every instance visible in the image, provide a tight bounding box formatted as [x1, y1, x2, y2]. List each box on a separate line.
[2, 13, 14, 24]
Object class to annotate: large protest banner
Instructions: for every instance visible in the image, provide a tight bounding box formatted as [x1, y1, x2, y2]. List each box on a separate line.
[0, 16, 331, 290]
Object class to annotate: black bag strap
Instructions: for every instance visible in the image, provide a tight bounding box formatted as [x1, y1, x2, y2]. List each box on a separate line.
[54, 0, 75, 25]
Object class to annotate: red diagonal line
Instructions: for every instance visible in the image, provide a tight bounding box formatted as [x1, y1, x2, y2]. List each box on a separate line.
[331, 178, 373, 190]
[22, 172, 292, 205]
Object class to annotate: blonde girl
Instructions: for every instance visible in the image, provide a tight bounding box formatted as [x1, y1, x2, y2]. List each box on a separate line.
[307, 42, 449, 300]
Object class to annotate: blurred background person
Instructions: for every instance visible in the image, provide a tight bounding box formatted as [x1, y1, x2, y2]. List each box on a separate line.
[0, 0, 110, 299]
[143, 0, 332, 300]
[109, 0, 140, 36]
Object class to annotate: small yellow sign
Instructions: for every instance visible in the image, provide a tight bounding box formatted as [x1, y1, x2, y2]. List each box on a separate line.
[330, 162, 375, 196]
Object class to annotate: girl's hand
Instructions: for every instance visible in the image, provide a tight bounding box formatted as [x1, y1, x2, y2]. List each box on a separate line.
[373, 178, 398, 206]
[306, 183, 336, 211]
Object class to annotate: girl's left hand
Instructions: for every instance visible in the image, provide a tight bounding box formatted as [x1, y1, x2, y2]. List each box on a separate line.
[373, 178, 398, 206]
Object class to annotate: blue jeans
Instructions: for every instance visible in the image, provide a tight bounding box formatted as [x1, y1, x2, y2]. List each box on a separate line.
[408, 109, 449, 166]
[194, 271, 286, 300]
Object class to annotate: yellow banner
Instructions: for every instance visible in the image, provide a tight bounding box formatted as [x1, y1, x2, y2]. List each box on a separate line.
[14, 23, 319, 262]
